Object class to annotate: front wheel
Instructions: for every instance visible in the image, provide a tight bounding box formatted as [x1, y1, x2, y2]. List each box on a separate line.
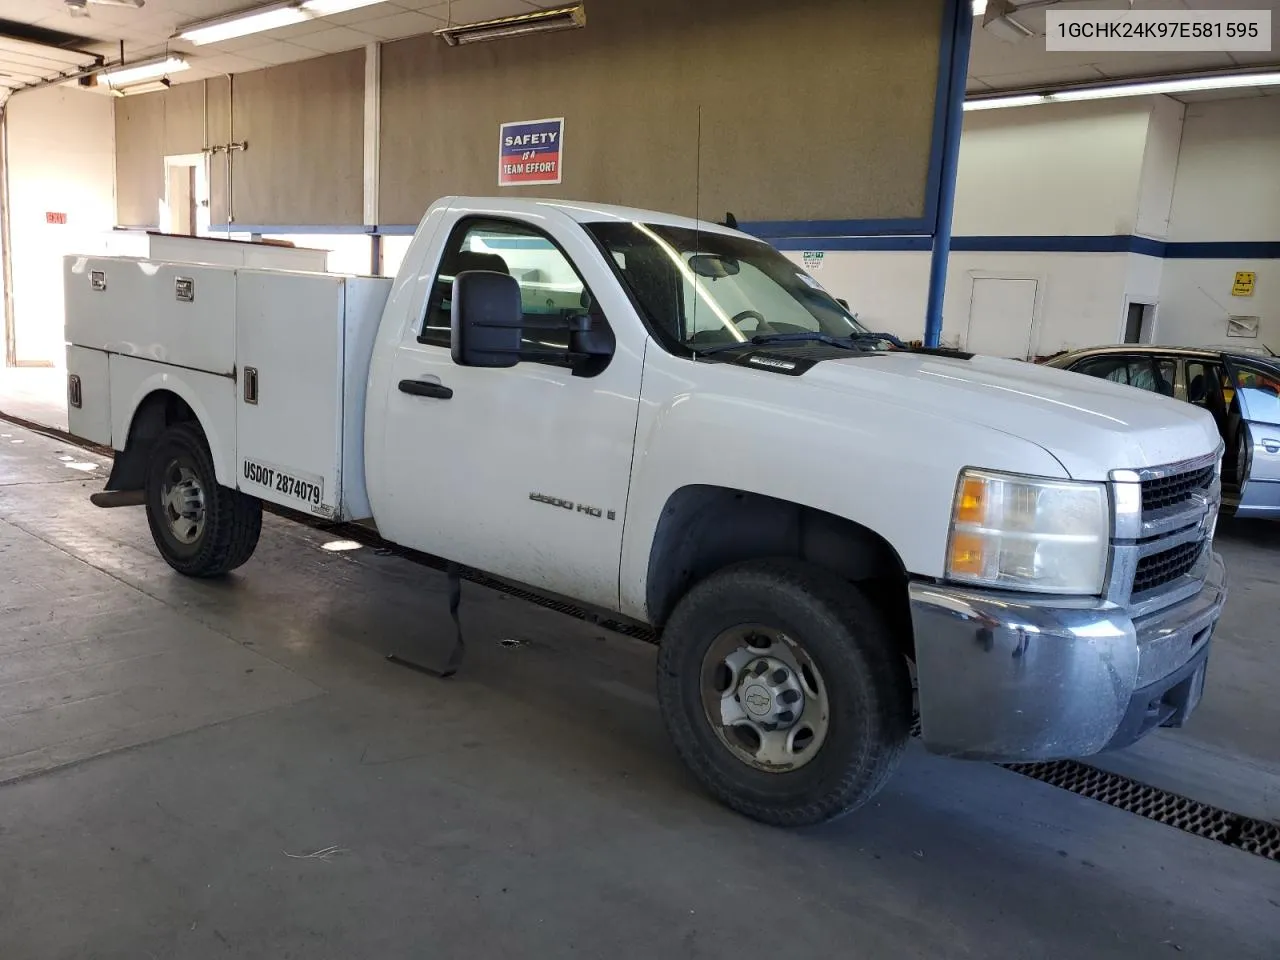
[145, 423, 262, 577]
[656, 560, 911, 826]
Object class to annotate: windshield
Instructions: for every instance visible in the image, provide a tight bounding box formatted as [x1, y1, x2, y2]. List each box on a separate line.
[586, 222, 869, 352]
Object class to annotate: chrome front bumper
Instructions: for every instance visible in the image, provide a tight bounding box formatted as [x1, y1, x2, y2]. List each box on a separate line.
[909, 551, 1226, 762]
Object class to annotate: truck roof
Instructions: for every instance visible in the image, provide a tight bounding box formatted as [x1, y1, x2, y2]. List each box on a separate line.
[443, 196, 747, 239]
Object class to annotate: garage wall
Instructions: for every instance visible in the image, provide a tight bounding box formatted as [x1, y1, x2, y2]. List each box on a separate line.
[6, 86, 116, 365]
[1135, 95, 1185, 240]
[1157, 98, 1280, 348]
[228, 51, 363, 226]
[115, 78, 226, 227]
[953, 100, 1155, 236]
[799, 95, 1278, 355]
[788, 98, 1173, 354]
[114, 52, 361, 229]
[784, 248, 1137, 354]
[380, 0, 946, 226]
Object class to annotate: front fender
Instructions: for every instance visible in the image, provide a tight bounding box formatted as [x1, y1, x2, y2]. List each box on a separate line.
[617, 349, 1067, 623]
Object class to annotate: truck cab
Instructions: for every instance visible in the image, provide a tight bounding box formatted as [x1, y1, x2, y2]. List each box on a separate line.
[63, 196, 1228, 826]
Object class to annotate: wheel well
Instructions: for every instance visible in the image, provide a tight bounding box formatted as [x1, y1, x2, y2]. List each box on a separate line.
[105, 390, 200, 492]
[645, 486, 912, 651]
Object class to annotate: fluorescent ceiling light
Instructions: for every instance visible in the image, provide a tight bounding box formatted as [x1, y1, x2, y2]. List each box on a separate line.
[177, 0, 389, 45]
[301, 0, 386, 14]
[179, 3, 308, 45]
[435, 4, 586, 46]
[97, 56, 188, 88]
[965, 71, 1280, 110]
[107, 79, 173, 97]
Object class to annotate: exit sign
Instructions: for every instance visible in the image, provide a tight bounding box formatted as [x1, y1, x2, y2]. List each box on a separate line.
[45, 212, 67, 225]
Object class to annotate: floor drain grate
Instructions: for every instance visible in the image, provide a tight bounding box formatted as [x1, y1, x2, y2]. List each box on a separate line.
[907, 715, 1278, 862]
[8, 412, 1278, 862]
[1000, 759, 1280, 861]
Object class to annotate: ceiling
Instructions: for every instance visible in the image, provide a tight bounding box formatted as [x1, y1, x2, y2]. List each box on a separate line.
[970, 0, 1280, 100]
[0, 0, 541, 85]
[0, 0, 1275, 97]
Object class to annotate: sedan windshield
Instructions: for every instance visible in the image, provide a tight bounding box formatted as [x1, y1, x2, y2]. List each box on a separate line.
[586, 222, 870, 352]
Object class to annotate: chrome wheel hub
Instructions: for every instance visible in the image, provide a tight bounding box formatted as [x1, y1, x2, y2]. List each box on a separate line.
[701, 625, 830, 772]
[160, 461, 206, 545]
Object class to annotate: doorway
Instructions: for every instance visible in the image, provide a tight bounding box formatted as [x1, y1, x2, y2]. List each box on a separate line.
[161, 154, 210, 236]
[1123, 300, 1157, 344]
[966, 278, 1039, 359]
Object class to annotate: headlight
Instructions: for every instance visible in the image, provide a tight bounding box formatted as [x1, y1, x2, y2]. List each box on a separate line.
[946, 469, 1110, 595]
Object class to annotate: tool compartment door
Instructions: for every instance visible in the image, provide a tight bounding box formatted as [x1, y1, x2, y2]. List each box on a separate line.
[235, 271, 346, 518]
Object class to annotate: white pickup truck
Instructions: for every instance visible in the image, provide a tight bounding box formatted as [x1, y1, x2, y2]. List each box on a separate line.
[63, 197, 1227, 826]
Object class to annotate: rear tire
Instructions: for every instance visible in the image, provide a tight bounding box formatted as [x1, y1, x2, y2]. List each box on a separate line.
[656, 559, 911, 826]
[145, 423, 261, 577]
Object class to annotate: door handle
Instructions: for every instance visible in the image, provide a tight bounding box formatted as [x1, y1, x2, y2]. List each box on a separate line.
[398, 378, 453, 400]
[1261, 439, 1280, 454]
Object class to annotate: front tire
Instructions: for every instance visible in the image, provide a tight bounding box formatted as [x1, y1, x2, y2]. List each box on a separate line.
[656, 560, 911, 826]
[145, 423, 262, 577]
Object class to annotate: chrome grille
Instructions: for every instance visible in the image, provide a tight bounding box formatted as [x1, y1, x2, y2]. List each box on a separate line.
[1109, 448, 1222, 612]
[1133, 540, 1205, 595]
[1141, 464, 1215, 513]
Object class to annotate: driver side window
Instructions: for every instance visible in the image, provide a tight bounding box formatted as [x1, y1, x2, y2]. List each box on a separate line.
[420, 219, 607, 367]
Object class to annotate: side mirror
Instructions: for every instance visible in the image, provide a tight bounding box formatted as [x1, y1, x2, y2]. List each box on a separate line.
[451, 270, 522, 368]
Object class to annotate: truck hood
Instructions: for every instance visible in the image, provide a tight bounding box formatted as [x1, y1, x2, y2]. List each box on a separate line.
[804, 351, 1221, 479]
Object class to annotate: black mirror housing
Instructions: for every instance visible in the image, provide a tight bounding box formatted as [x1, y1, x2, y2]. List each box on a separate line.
[451, 270, 523, 368]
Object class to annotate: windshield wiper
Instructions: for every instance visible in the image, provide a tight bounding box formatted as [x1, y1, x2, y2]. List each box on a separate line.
[849, 331, 907, 349]
[695, 332, 875, 356]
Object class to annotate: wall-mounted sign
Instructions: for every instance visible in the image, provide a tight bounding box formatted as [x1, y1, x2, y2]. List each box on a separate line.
[45, 212, 67, 225]
[1227, 316, 1260, 339]
[802, 251, 825, 272]
[499, 117, 564, 188]
[1232, 271, 1256, 297]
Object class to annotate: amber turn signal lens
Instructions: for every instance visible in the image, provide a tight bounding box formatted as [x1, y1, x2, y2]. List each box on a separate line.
[949, 532, 987, 577]
[955, 475, 987, 526]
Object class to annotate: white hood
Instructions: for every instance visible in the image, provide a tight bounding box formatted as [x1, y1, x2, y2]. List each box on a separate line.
[804, 352, 1221, 480]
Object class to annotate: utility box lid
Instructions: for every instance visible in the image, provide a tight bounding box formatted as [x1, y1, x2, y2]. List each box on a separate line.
[97, 231, 328, 273]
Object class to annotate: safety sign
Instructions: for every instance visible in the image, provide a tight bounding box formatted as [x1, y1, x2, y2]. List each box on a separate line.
[499, 117, 564, 187]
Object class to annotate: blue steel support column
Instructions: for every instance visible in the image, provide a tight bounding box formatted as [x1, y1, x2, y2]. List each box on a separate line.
[923, 0, 974, 348]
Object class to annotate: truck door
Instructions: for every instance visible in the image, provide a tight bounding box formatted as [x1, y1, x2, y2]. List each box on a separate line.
[1223, 355, 1280, 518]
[376, 214, 644, 612]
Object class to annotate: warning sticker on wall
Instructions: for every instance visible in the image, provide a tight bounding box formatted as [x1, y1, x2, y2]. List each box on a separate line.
[802, 251, 825, 272]
[1232, 271, 1256, 297]
[499, 117, 564, 187]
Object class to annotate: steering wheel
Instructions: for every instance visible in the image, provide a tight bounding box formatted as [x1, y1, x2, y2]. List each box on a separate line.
[730, 309, 769, 333]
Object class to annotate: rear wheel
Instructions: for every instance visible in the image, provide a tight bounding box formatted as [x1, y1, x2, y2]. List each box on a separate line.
[656, 560, 911, 826]
[145, 423, 261, 577]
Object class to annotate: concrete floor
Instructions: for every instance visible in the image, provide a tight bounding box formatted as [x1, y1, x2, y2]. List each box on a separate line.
[1, 417, 1278, 959]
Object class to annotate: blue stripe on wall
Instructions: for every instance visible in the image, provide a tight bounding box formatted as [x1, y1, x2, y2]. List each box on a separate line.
[771, 236, 934, 252]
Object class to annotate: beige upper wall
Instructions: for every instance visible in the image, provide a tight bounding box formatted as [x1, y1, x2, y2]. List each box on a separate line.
[381, 0, 945, 225]
[114, 0, 947, 229]
[115, 53, 362, 228]
[229, 51, 364, 226]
